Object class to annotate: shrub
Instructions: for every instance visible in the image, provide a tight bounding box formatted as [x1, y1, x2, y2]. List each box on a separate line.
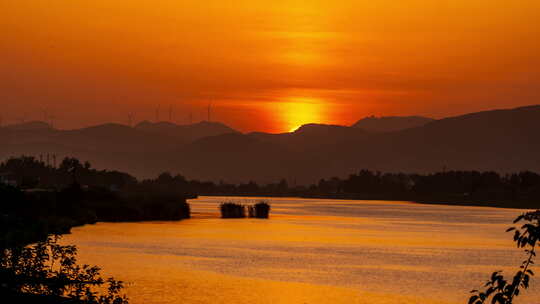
[249, 201, 271, 219]
[220, 202, 246, 218]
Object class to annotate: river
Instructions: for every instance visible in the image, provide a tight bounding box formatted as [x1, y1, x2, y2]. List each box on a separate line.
[61, 196, 537, 303]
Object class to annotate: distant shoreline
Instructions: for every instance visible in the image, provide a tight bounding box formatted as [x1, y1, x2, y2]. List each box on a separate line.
[196, 193, 537, 210]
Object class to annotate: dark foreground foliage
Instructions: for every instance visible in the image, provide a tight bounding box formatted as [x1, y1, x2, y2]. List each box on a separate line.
[220, 202, 246, 218]
[1, 184, 133, 303]
[1, 236, 128, 304]
[0, 156, 193, 304]
[469, 210, 540, 303]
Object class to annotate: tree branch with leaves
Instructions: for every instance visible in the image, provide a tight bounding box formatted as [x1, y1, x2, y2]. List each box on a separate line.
[1, 235, 128, 304]
[469, 210, 540, 304]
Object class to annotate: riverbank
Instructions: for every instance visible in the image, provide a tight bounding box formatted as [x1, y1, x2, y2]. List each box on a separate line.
[1, 183, 191, 249]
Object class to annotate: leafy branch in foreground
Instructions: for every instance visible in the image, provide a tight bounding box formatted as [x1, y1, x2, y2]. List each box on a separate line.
[469, 210, 540, 304]
[1, 235, 128, 304]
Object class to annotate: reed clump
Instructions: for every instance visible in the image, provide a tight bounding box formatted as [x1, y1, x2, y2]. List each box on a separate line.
[220, 202, 246, 218]
[220, 201, 271, 219]
[248, 201, 271, 218]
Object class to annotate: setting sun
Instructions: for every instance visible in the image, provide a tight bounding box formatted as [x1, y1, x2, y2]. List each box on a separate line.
[2, 0, 538, 131]
[279, 98, 325, 133]
[2, 1, 540, 304]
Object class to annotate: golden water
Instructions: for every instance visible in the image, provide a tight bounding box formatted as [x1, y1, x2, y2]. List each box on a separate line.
[62, 197, 538, 303]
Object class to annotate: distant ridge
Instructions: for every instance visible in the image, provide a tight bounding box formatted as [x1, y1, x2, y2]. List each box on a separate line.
[135, 120, 238, 142]
[293, 123, 350, 134]
[172, 105, 540, 183]
[1, 105, 539, 183]
[3, 121, 53, 131]
[247, 123, 367, 151]
[135, 121, 178, 132]
[352, 115, 433, 132]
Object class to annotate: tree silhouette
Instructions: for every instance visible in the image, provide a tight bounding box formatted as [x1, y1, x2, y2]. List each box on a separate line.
[1, 235, 128, 303]
[469, 210, 540, 304]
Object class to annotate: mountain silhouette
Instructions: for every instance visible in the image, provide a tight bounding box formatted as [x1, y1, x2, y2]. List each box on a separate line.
[320, 105, 540, 178]
[1, 105, 539, 184]
[247, 123, 368, 151]
[135, 120, 238, 143]
[352, 116, 434, 132]
[0, 121, 237, 178]
[4, 121, 53, 131]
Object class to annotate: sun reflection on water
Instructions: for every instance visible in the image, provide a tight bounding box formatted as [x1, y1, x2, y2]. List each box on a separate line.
[61, 197, 535, 304]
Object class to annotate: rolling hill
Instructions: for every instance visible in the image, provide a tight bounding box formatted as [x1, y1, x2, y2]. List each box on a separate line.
[351, 115, 434, 132]
[1, 105, 539, 184]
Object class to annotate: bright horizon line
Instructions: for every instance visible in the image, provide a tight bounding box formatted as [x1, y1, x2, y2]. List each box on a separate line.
[2, 103, 539, 134]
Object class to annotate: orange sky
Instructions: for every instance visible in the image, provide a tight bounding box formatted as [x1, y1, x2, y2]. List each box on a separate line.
[1, 0, 539, 133]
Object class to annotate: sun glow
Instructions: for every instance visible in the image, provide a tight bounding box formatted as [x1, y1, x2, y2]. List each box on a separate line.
[280, 98, 324, 133]
[2, 1, 539, 131]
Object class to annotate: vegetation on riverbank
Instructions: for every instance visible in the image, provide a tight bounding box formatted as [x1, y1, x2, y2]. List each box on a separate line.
[0, 184, 133, 303]
[0, 156, 197, 199]
[4, 155, 540, 209]
[1, 156, 191, 225]
[1, 179, 190, 302]
[196, 170, 540, 209]
[1, 156, 193, 303]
